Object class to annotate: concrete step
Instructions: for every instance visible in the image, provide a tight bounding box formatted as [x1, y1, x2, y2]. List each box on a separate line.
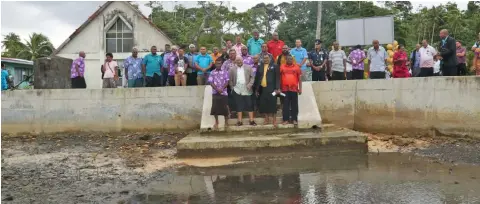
[226, 117, 284, 125]
[200, 123, 297, 134]
[177, 129, 368, 156]
[200, 123, 334, 136]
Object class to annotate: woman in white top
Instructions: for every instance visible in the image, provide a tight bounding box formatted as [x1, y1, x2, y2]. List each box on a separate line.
[433, 55, 441, 76]
[101, 52, 119, 88]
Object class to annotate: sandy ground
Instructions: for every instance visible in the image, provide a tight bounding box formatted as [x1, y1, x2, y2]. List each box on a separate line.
[1, 130, 479, 203]
[366, 132, 480, 165]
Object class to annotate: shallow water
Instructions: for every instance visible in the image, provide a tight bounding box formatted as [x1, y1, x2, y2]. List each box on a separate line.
[124, 152, 480, 204]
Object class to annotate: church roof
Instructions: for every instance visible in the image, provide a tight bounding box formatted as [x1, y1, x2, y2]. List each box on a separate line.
[52, 1, 173, 55]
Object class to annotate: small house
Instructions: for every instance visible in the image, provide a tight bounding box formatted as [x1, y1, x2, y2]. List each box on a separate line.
[1, 57, 34, 89]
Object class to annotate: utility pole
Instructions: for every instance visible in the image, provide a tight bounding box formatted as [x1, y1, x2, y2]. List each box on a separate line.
[315, 1, 322, 39]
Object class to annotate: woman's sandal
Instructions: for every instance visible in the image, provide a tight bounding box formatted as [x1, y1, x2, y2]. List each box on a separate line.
[236, 121, 243, 126]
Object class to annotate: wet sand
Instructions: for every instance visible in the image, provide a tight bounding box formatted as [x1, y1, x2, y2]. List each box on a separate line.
[1, 130, 480, 203]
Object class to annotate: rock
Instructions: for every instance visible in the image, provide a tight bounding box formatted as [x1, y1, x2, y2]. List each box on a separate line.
[139, 135, 151, 141]
[126, 162, 144, 168]
[380, 135, 393, 141]
[2, 195, 13, 201]
[454, 181, 459, 184]
[392, 138, 414, 146]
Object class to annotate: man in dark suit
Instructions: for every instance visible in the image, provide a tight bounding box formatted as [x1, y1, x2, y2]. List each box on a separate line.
[438, 29, 458, 76]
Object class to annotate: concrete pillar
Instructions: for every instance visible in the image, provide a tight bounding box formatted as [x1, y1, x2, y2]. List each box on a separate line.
[33, 56, 73, 89]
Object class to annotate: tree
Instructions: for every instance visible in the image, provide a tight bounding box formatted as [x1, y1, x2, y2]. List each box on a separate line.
[251, 3, 285, 37]
[2, 32, 54, 60]
[315, 1, 322, 39]
[1, 33, 25, 58]
[16, 33, 54, 60]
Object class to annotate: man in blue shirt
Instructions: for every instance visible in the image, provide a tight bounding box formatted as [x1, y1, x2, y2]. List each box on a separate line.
[247, 29, 264, 56]
[195, 46, 214, 85]
[124, 48, 144, 87]
[160, 44, 171, 86]
[409, 44, 421, 77]
[142, 46, 163, 87]
[1, 63, 9, 90]
[290, 39, 309, 81]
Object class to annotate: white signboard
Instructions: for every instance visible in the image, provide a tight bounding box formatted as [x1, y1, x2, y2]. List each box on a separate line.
[336, 16, 394, 46]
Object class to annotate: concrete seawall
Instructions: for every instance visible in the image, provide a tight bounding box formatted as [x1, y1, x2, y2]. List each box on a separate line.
[2, 77, 479, 138]
[312, 76, 480, 138]
[1, 86, 204, 134]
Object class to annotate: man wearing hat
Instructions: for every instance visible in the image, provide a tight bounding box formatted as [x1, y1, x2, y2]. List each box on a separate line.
[308, 39, 329, 81]
[185, 44, 198, 85]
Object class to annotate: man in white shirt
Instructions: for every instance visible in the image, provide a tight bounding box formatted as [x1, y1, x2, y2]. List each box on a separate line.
[228, 56, 256, 126]
[328, 41, 347, 80]
[418, 40, 437, 77]
[367, 40, 388, 79]
[101, 52, 119, 88]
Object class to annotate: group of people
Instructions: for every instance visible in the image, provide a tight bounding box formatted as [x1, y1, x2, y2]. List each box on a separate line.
[67, 29, 480, 128]
[209, 47, 302, 129]
[69, 29, 480, 90]
[408, 31, 480, 77]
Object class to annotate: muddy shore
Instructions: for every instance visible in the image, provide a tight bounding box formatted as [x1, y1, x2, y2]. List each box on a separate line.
[1, 130, 479, 203]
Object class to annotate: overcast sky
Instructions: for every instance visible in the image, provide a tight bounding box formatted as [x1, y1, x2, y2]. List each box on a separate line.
[1, 1, 470, 49]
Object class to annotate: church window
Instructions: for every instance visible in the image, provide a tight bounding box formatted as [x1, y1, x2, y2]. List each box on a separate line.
[106, 18, 133, 53]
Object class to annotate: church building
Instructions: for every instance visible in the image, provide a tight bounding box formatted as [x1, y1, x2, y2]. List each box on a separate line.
[52, 1, 173, 89]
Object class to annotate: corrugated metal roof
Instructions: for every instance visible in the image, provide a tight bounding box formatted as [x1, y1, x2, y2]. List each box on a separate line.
[1, 57, 34, 65]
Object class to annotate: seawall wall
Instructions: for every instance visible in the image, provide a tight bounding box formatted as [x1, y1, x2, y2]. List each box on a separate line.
[2, 77, 479, 138]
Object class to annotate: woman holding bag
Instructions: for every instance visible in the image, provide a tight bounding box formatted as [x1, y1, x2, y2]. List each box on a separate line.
[102, 53, 119, 88]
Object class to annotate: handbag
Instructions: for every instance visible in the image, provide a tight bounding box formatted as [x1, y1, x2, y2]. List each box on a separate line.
[100, 65, 105, 79]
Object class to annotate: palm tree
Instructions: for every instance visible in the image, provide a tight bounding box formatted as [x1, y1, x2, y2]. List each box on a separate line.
[427, 6, 445, 43]
[447, 12, 463, 37]
[315, 1, 322, 39]
[1, 33, 25, 58]
[17, 33, 55, 60]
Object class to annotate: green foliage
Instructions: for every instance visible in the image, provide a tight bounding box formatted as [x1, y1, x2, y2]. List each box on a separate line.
[2, 32, 54, 60]
[1, 33, 25, 58]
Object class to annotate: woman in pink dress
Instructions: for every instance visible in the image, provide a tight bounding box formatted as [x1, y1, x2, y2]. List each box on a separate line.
[392, 45, 410, 78]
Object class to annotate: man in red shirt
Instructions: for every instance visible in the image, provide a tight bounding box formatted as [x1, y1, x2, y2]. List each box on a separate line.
[267, 32, 285, 61]
[280, 55, 302, 125]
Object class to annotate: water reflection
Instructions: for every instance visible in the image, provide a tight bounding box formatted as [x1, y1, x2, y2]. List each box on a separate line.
[124, 153, 480, 204]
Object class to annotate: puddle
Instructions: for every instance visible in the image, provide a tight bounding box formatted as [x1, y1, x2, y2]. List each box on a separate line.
[121, 153, 480, 203]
